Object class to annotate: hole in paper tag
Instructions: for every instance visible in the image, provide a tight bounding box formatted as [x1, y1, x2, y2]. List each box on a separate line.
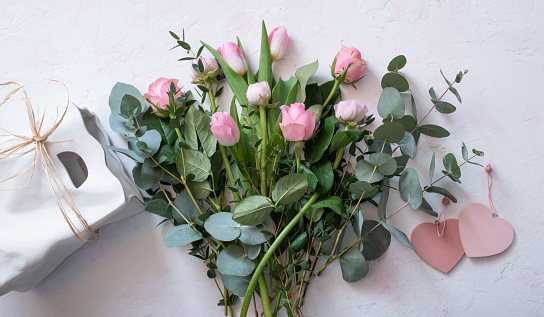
[57, 151, 88, 188]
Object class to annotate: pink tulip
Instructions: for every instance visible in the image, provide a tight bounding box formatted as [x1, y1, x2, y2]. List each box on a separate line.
[333, 46, 368, 84]
[246, 81, 271, 107]
[217, 42, 247, 76]
[142, 78, 183, 117]
[279, 103, 317, 141]
[210, 112, 240, 146]
[268, 26, 289, 60]
[334, 100, 368, 124]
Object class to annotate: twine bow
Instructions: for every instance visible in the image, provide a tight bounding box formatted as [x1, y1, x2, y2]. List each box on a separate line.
[0, 81, 96, 241]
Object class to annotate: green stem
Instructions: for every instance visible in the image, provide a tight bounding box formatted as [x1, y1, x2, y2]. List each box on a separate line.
[219, 145, 241, 201]
[322, 78, 341, 109]
[206, 79, 217, 113]
[272, 293, 282, 317]
[257, 273, 272, 317]
[230, 145, 255, 196]
[259, 105, 268, 196]
[332, 126, 350, 170]
[240, 193, 320, 317]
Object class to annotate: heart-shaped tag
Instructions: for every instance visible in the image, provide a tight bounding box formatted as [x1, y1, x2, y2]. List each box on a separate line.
[411, 219, 465, 273]
[458, 203, 514, 257]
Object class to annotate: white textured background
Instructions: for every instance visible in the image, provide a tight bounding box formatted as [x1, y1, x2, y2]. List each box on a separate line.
[1, 0, 543, 316]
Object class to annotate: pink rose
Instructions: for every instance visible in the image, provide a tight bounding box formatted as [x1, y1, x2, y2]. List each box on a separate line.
[334, 100, 368, 124]
[142, 78, 183, 117]
[210, 112, 240, 146]
[217, 42, 247, 76]
[268, 26, 289, 60]
[280, 103, 317, 141]
[333, 46, 368, 84]
[246, 81, 271, 107]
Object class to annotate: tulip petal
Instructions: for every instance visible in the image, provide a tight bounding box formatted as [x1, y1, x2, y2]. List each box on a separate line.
[211, 124, 237, 146]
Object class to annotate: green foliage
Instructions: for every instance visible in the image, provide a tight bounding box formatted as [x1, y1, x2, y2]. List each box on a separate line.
[373, 122, 405, 143]
[305, 116, 335, 163]
[399, 168, 423, 209]
[295, 60, 319, 102]
[204, 212, 241, 241]
[340, 247, 369, 282]
[361, 220, 391, 260]
[164, 224, 202, 248]
[418, 124, 450, 138]
[176, 149, 211, 182]
[387, 55, 407, 72]
[381, 221, 414, 250]
[217, 245, 255, 276]
[381, 73, 409, 92]
[312, 159, 334, 194]
[272, 174, 308, 206]
[232, 196, 274, 226]
[377, 87, 404, 119]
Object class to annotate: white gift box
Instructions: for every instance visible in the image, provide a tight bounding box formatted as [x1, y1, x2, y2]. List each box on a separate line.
[0, 93, 143, 296]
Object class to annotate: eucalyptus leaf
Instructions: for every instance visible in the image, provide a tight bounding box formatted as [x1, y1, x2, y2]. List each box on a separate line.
[373, 122, 405, 143]
[381, 221, 414, 250]
[378, 179, 390, 220]
[354, 160, 384, 183]
[381, 73, 409, 92]
[173, 192, 203, 225]
[340, 247, 369, 282]
[418, 125, 450, 138]
[295, 60, 319, 102]
[369, 153, 397, 175]
[352, 210, 364, 237]
[429, 153, 436, 186]
[349, 181, 379, 199]
[233, 196, 274, 226]
[462, 143, 468, 161]
[204, 212, 241, 241]
[361, 220, 391, 260]
[271, 174, 308, 206]
[246, 244, 261, 260]
[239, 226, 267, 245]
[132, 163, 155, 190]
[164, 224, 203, 248]
[131, 130, 161, 158]
[397, 131, 416, 159]
[109, 82, 145, 120]
[434, 101, 456, 114]
[426, 186, 457, 203]
[443, 153, 461, 179]
[394, 154, 410, 175]
[176, 149, 211, 182]
[142, 110, 177, 145]
[221, 275, 250, 297]
[387, 55, 407, 72]
[187, 180, 212, 199]
[217, 245, 255, 277]
[145, 198, 172, 219]
[399, 168, 423, 209]
[377, 87, 404, 119]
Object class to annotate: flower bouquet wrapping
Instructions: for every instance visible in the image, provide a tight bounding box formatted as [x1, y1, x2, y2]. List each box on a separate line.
[108, 22, 483, 316]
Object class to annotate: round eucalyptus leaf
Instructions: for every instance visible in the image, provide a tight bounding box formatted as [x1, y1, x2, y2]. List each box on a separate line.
[349, 181, 379, 199]
[399, 168, 423, 209]
[354, 160, 384, 183]
[163, 224, 202, 248]
[397, 132, 417, 159]
[221, 275, 250, 297]
[361, 220, 391, 260]
[271, 173, 308, 206]
[173, 192, 203, 225]
[245, 244, 261, 260]
[340, 247, 369, 282]
[239, 226, 267, 245]
[377, 87, 404, 119]
[204, 212, 241, 242]
[381, 72, 409, 92]
[387, 55, 407, 72]
[373, 122, 405, 143]
[217, 245, 255, 277]
[233, 196, 274, 226]
[369, 153, 398, 175]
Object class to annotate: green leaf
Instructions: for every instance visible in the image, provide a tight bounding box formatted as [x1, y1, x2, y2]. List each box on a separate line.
[237, 37, 255, 85]
[289, 232, 308, 252]
[349, 181, 379, 199]
[142, 110, 177, 145]
[369, 153, 397, 175]
[132, 163, 155, 190]
[130, 130, 162, 158]
[387, 55, 407, 72]
[312, 196, 347, 218]
[399, 168, 423, 209]
[271, 174, 308, 206]
[187, 180, 212, 199]
[107, 146, 143, 163]
[271, 76, 298, 106]
[392, 115, 417, 132]
[426, 186, 457, 203]
[239, 226, 267, 245]
[257, 21, 273, 87]
[120, 94, 143, 117]
[176, 149, 211, 182]
[377, 87, 404, 119]
[462, 143, 468, 161]
[418, 125, 450, 138]
[164, 224, 202, 248]
[411, 95, 418, 121]
[440, 69, 452, 87]
[381, 221, 414, 250]
[233, 196, 274, 226]
[221, 275, 250, 297]
[311, 159, 334, 194]
[472, 148, 484, 157]
[397, 131, 416, 159]
[373, 122, 405, 143]
[429, 153, 435, 186]
[295, 60, 319, 102]
[145, 198, 172, 218]
[429, 87, 437, 101]
[434, 101, 456, 114]
[361, 220, 391, 260]
[109, 82, 145, 121]
[443, 153, 461, 179]
[377, 180, 390, 220]
[217, 245, 255, 277]
[352, 210, 364, 237]
[340, 247, 369, 282]
[449, 86, 462, 103]
[419, 197, 438, 216]
[201, 41, 249, 105]
[329, 130, 365, 152]
[184, 107, 217, 157]
[381, 73, 409, 92]
[298, 165, 318, 190]
[305, 116, 335, 164]
[204, 212, 242, 241]
[394, 154, 410, 175]
[354, 160, 384, 184]
[173, 192, 203, 225]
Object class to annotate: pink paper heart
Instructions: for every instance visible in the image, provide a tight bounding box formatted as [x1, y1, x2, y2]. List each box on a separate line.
[411, 219, 464, 273]
[458, 203, 514, 257]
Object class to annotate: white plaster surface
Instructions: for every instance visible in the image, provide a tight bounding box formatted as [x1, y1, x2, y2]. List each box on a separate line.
[1, 0, 543, 316]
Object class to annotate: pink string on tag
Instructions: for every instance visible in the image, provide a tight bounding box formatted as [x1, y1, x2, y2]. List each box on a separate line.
[485, 162, 498, 217]
[436, 197, 450, 238]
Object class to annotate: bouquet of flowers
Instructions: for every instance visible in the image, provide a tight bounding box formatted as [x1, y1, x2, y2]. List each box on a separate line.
[108, 21, 483, 317]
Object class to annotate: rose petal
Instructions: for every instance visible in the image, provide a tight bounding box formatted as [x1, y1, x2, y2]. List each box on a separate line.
[280, 122, 306, 142]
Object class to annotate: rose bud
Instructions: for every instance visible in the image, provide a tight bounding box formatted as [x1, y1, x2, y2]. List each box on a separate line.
[246, 81, 271, 107]
[268, 26, 289, 60]
[190, 56, 220, 83]
[142, 78, 183, 117]
[334, 100, 368, 124]
[217, 42, 247, 76]
[210, 112, 240, 146]
[279, 103, 317, 141]
[333, 46, 369, 84]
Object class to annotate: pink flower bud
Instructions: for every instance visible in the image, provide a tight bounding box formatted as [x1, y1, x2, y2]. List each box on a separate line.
[217, 42, 247, 76]
[334, 100, 368, 123]
[279, 103, 317, 141]
[142, 78, 183, 117]
[246, 81, 271, 107]
[190, 56, 220, 83]
[333, 46, 368, 84]
[210, 112, 240, 146]
[268, 26, 289, 60]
